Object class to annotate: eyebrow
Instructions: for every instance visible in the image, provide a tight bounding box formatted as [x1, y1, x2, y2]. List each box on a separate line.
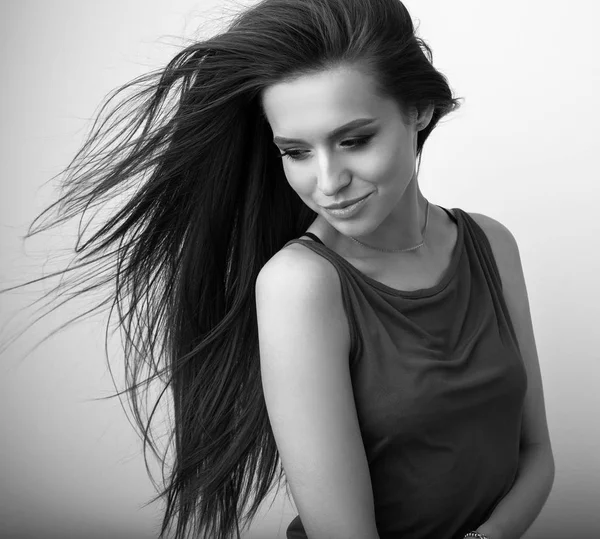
[272, 118, 377, 145]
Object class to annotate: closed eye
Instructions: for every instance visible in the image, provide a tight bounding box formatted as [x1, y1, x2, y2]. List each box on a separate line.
[277, 135, 374, 162]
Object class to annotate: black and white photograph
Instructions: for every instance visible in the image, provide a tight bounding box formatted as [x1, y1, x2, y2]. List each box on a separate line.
[1, 1, 598, 538]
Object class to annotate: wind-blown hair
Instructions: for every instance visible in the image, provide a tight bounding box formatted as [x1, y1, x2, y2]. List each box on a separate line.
[5, 0, 461, 538]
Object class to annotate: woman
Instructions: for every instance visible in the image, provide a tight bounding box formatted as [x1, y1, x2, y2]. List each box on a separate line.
[5, 0, 554, 538]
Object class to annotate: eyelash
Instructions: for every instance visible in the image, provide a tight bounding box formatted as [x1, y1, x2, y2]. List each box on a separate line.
[277, 135, 374, 162]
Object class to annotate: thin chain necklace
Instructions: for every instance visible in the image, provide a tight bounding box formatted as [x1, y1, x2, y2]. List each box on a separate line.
[349, 199, 430, 253]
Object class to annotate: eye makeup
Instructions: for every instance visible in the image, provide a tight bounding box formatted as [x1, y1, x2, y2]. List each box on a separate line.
[277, 134, 375, 161]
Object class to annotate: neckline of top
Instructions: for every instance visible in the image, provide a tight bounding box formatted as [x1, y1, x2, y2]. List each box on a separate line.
[295, 206, 464, 298]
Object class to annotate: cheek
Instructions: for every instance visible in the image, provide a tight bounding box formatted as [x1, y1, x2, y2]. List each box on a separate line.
[283, 165, 313, 197]
[359, 143, 413, 185]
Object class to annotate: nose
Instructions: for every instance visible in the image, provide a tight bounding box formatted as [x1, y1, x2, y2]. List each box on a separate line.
[315, 151, 351, 196]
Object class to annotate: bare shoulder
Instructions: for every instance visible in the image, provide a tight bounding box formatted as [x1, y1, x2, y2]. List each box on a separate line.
[254, 241, 379, 537]
[467, 211, 519, 268]
[259, 240, 334, 275]
[256, 241, 344, 308]
[255, 240, 351, 360]
[468, 211, 513, 238]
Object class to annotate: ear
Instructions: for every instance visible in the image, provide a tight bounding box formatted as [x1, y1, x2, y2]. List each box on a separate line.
[415, 103, 435, 131]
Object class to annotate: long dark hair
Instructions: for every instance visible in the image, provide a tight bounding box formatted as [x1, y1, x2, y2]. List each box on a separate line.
[3, 0, 461, 538]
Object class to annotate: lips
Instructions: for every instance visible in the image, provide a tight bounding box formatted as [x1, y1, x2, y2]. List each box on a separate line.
[324, 193, 370, 209]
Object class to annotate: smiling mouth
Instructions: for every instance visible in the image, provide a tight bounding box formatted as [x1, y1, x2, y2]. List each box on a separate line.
[323, 193, 372, 209]
[322, 193, 372, 218]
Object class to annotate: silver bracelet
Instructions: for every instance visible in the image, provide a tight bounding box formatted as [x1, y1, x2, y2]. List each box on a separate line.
[464, 533, 489, 539]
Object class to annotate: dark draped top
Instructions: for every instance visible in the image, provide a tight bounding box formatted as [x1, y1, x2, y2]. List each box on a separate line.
[282, 206, 527, 539]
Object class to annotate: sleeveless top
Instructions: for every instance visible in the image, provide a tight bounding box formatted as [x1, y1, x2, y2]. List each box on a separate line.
[282, 206, 528, 539]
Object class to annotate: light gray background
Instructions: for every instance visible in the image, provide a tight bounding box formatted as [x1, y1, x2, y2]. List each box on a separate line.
[1, 1, 599, 538]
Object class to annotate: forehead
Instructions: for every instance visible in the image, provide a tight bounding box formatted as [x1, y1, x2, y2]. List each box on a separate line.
[262, 66, 397, 137]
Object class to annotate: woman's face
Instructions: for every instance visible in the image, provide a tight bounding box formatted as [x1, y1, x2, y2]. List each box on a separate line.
[261, 65, 425, 240]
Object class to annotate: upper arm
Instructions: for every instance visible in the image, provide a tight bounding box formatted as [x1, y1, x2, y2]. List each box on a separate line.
[255, 246, 379, 539]
[471, 213, 554, 457]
